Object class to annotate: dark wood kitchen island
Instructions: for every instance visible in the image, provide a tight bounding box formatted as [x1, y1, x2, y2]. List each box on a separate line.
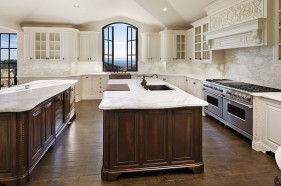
[0, 80, 77, 186]
[99, 79, 208, 181]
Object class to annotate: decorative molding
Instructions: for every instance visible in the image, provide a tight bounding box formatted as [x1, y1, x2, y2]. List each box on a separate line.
[209, 0, 264, 32]
[205, 18, 265, 50]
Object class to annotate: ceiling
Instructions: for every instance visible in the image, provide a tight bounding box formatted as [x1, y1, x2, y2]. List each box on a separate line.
[0, 0, 215, 28]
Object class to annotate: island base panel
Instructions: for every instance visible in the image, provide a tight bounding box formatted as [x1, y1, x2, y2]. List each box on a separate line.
[102, 107, 203, 181]
[102, 163, 204, 181]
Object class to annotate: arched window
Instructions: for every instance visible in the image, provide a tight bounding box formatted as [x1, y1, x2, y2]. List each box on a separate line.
[102, 23, 138, 72]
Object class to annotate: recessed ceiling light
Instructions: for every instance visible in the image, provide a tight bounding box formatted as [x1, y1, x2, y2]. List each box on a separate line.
[74, 3, 79, 8]
[163, 7, 168, 12]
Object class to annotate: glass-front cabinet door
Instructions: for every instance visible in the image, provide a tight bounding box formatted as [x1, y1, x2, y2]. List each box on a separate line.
[34, 32, 61, 60]
[176, 34, 186, 60]
[194, 26, 201, 60]
[35, 32, 47, 60]
[49, 33, 61, 60]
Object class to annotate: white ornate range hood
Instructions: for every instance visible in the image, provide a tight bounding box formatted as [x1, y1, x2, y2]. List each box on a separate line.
[205, 18, 266, 50]
[204, 0, 274, 51]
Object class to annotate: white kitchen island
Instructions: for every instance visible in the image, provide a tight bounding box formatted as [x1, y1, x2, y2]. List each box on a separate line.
[99, 78, 208, 181]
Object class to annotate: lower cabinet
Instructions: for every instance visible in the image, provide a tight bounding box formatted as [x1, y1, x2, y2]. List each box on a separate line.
[0, 88, 76, 186]
[102, 107, 203, 181]
[253, 97, 281, 153]
[29, 99, 55, 167]
[81, 75, 109, 100]
[54, 94, 64, 135]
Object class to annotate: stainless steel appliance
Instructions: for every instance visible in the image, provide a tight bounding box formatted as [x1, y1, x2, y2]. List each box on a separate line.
[203, 79, 281, 139]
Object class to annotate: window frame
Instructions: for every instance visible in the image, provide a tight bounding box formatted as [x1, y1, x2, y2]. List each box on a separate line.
[102, 22, 138, 72]
[0, 33, 17, 89]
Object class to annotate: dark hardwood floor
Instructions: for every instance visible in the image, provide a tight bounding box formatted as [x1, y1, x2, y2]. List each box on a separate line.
[28, 100, 281, 186]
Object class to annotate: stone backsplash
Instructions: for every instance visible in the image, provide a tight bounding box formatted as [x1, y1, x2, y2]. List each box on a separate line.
[223, 46, 281, 89]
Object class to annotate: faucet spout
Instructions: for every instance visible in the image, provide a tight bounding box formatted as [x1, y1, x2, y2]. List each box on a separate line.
[141, 74, 158, 90]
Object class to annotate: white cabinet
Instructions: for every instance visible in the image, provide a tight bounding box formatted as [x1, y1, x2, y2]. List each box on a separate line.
[23, 27, 79, 62]
[158, 75, 186, 91]
[81, 75, 109, 100]
[160, 30, 187, 61]
[191, 17, 211, 63]
[186, 29, 194, 62]
[253, 98, 281, 153]
[141, 33, 160, 61]
[185, 77, 204, 99]
[79, 32, 99, 62]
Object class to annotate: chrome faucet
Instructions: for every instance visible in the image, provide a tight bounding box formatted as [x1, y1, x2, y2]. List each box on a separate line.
[141, 74, 158, 90]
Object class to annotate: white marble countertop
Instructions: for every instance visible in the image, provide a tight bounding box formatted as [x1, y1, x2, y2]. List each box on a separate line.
[99, 79, 208, 110]
[0, 80, 77, 112]
[252, 92, 281, 103]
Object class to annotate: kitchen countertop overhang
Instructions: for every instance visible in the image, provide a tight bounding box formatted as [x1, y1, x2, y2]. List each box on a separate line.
[0, 80, 78, 112]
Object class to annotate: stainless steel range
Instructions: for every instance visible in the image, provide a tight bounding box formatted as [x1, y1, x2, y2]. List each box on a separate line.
[203, 79, 281, 139]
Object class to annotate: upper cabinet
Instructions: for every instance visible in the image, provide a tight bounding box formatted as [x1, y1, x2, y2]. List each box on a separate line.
[275, 0, 281, 64]
[160, 30, 186, 62]
[186, 29, 194, 62]
[141, 32, 160, 62]
[204, 0, 274, 50]
[23, 27, 79, 62]
[79, 31, 99, 62]
[191, 17, 211, 63]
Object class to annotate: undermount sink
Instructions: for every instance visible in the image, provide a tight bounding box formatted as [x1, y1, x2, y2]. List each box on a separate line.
[147, 85, 174, 91]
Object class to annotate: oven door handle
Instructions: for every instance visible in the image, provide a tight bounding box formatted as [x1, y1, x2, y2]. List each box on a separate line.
[203, 88, 223, 98]
[223, 97, 253, 109]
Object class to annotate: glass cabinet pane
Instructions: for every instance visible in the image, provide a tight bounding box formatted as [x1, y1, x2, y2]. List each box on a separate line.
[55, 33, 60, 41]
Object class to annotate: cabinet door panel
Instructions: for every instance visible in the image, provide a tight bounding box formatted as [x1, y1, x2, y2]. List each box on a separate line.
[171, 109, 194, 163]
[112, 111, 140, 168]
[55, 94, 64, 134]
[64, 89, 71, 123]
[143, 111, 168, 164]
[44, 100, 55, 145]
[29, 106, 44, 166]
[0, 114, 16, 175]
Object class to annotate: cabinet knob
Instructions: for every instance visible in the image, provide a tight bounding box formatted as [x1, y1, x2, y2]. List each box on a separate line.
[30, 57, 33, 60]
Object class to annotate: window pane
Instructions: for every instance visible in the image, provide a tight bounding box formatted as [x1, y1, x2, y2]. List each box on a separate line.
[1, 63, 9, 77]
[132, 29, 136, 40]
[10, 34, 17, 48]
[1, 34, 9, 48]
[0, 78, 9, 88]
[1, 49, 9, 62]
[132, 41, 136, 55]
[104, 28, 108, 40]
[128, 27, 132, 40]
[109, 27, 113, 40]
[10, 49, 17, 62]
[128, 42, 132, 54]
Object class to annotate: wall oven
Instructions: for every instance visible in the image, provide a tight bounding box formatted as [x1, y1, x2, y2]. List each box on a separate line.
[204, 89, 223, 118]
[222, 99, 253, 136]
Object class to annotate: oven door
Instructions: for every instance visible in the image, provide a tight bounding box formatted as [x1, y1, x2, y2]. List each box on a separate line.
[204, 90, 223, 118]
[222, 99, 253, 135]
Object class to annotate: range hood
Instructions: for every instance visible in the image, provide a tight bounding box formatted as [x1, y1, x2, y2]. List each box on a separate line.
[205, 18, 267, 50]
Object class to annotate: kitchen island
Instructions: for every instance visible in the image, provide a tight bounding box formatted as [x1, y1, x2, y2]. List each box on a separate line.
[0, 80, 77, 186]
[99, 78, 208, 181]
